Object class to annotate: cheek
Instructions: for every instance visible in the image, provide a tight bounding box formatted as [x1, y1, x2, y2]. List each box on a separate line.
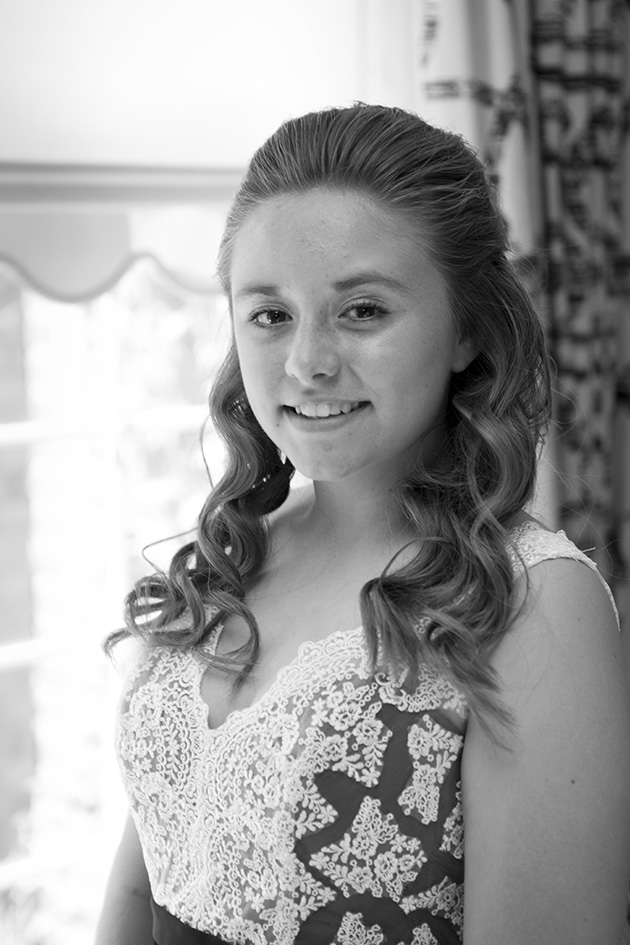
[382, 328, 451, 384]
[237, 348, 278, 427]
[234, 335, 261, 390]
[388, 340, 455, 417]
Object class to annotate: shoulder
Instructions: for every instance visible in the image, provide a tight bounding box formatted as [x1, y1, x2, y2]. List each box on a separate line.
[495, 516, 624, 735]
[461, 519, 630, 941]
[507, 515, 607, 575]
[506, 516, 619, 628]
[493, 549, 623, 722]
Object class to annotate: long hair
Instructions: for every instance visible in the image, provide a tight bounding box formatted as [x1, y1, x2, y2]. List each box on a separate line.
[108, 104, 551, 737]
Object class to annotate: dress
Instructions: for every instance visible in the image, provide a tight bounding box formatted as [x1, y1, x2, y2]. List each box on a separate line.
[115, 522, 617, 945]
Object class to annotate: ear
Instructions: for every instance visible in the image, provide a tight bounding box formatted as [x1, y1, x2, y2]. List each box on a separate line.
[452, 337, 478, 374]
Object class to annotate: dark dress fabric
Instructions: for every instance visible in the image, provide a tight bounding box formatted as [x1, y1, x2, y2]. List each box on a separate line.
[152, 895, 233, 944]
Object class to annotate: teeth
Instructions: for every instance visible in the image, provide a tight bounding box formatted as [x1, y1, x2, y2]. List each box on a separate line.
[293, 401, 362, 418]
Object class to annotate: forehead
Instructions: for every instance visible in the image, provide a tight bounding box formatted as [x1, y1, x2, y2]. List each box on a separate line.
[229, 188, 438, 287]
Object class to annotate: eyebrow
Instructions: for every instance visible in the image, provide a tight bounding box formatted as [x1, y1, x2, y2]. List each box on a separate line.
[333, 273, 409, 293]
[234, 283, 281, 300]
[233, 272, 409, 300]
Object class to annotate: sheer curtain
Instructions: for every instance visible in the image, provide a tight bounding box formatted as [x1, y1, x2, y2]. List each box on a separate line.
[0, 246, 230, 944]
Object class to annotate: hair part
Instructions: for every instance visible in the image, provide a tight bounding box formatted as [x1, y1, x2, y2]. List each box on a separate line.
[110, 103, 551, 744]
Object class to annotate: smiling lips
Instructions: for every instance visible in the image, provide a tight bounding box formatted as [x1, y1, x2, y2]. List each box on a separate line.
[288, 401, 366, 418]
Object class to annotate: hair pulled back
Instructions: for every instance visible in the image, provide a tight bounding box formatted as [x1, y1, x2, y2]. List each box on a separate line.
[114, 103, 551, 737]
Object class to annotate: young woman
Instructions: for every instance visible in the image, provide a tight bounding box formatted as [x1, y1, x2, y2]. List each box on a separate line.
[96, 104, 630, 945]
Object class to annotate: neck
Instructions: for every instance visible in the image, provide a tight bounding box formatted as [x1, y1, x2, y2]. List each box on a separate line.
[295, 474, 414, 555]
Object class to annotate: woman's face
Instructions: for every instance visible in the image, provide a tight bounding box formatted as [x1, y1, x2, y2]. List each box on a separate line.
[229, 188, 473, 486]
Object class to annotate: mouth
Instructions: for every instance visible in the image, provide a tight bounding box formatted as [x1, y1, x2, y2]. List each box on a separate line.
[284, 401, 369, 419]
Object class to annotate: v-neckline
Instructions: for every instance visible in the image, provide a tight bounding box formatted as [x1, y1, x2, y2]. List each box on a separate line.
[195, 623, 365, 734]
[192, 521, 547, 734]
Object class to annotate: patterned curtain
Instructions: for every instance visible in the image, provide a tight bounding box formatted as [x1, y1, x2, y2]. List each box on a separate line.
[413, 0, 630, 643]
[531, 0, 630, 634]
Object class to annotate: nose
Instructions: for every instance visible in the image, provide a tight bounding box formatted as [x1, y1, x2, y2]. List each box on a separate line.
[284, 318, 340, 382]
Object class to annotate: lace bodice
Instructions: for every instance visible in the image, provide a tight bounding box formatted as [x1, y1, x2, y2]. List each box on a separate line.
[116, 523, 613, 945]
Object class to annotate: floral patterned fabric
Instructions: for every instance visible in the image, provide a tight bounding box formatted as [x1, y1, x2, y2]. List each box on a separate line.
[116, 523, 612, 945]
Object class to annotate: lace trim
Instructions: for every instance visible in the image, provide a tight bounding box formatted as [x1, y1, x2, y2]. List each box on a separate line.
[507, 521, 619, 624]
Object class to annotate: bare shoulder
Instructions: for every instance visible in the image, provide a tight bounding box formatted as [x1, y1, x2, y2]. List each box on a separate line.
[461, 554, 630, 944]
[495, 554, 622, 698]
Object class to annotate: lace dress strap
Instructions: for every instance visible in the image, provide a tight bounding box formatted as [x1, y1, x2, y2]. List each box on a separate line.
[508, 522, 619, 626]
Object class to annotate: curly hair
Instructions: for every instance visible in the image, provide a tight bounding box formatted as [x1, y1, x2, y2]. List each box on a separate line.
[109, 103, 551, 738]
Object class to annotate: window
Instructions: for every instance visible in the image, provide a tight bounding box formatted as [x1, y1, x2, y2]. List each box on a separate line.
[0, 168, 234, 943]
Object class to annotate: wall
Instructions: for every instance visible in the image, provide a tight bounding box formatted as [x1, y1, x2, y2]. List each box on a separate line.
[0, 0, 363, 167]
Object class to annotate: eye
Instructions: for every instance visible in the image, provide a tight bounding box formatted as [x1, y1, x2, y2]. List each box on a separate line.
[249, 307, 291, 327]
[342, 300, 388, 322]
